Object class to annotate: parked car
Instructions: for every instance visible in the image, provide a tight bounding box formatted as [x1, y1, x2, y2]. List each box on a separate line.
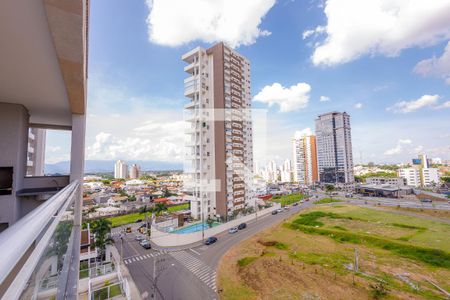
[205, 237, 218, 245]
[125, 227, 132, 233]
[135, 235, 144, 241]
[420, 199, 432, 203]
[228, 227, 238, 234]
[300, 200, 304, 203]
[135, 219, 143, 223]
[305, 198, 310, 202]
[293, 202, 299, 206]
[284, 206, 290, 210]
[276, 208, 283, 213]
[238, 223, 247, 230]
[140, 240, 151, 249]
[271, 210, 278, 215]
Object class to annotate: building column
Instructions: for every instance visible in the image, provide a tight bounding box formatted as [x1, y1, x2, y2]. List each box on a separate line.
[70, 113, 86, 227]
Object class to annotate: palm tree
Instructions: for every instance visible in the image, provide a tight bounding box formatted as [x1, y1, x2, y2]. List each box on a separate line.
[154, 202, 167, 216]
[90, 218, 113, 261]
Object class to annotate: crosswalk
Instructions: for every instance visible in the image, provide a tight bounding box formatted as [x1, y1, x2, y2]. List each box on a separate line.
[170, 250, 217, 292]
[123, 251, 166, 265]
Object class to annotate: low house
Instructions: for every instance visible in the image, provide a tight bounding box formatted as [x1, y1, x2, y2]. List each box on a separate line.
[355, 184, 413, 198]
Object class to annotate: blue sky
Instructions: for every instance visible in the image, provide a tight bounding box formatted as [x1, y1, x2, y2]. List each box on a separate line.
[46, 0, 450, 166]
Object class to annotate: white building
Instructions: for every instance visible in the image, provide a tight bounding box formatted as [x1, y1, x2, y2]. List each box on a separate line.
[26, 128, 46, 176]
[315, 112, 354, 183]
[422, 168, 440, 186]
[182, 42, 254, 220]
[398, 168, 440, 187]
[114, 160, 128, 179]
[280, 159, 292, 183]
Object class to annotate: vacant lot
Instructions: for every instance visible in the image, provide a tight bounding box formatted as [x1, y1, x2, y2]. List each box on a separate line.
[107, 203, 189, 227]
[270, 193, 308, 206]
[218, 205, 450, 300]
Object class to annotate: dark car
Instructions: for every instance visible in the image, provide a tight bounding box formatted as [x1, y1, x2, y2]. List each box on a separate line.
[205, 237, 217, 245]
[238, 223, 247, 230]
[135, 219, 143, 223]
[271, 210, 278, 215]
[420, 199, 432, 203]
[293, 202, 299, 206]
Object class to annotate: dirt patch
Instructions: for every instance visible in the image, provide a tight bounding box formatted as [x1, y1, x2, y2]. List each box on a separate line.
[218, 205, 450, 300]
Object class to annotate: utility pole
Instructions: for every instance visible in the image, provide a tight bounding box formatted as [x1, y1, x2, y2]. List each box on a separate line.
[354, 248, 359, 272]
[120, 233, 123, 262]
[152, 258, 156, 299]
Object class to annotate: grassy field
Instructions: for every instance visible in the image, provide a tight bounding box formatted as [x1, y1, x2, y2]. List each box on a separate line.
[270, 193, 308, 206]
[218, 205, 450, 300]
[314, 197, 342, 205]
[107, 203, 189, 227]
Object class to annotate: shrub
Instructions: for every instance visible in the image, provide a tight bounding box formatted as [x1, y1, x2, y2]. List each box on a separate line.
[274, 242, 288, 250]
[370, 282, 390, 299]
[237, 256, 258, 267]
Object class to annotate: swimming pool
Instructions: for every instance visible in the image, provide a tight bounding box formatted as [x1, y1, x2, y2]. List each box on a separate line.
[171, 221, 220, 234]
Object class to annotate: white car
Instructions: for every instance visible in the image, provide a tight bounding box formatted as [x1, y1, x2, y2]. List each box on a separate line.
[228, 227, 238, 234]
[277, 208, 283, 213]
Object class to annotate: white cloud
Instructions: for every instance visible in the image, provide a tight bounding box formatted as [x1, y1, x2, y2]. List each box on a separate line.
[294, 128, 313, 139]
[414, 41, 450, 84]
[47, 146, 61, 152]
[383, 144, 402, 156]
[435, 101, 450, 109]
[386, 94, 440, 113]
[253, 82, 311, 112]
[302, 26, 326, 39]
[145, 0, 275, 48]
[398, 139, 412, 145]
[306, 0, 450, 65]
[87, 123, 185, 162]
[383, 138, 412, 155]
[319, 95, 330, 102]
[354, 103, 363, 109]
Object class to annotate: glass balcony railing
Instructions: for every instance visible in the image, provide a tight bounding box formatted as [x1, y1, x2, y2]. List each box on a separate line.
[0, 181, 80, 300]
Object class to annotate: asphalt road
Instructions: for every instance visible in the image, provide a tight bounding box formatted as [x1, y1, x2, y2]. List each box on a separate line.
[113, 193, 450, 300]
[114, 200, 315, 300]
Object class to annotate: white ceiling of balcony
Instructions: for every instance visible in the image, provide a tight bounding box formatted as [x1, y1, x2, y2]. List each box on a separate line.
[0, 0, 72, 127]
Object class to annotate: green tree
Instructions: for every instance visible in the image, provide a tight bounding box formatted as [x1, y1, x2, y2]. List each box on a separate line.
[91, 218, 113, 261]
[154, 203, 167, 216]
[325, 184, 335, 199]
[206, 217, 214, 228]
[127, 194, 136, 202]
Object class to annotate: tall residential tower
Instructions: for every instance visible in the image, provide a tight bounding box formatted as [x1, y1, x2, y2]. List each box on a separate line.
[315, 112, 354, 183]
[292, 132, 318, 185]
[182, 42, 254, 221]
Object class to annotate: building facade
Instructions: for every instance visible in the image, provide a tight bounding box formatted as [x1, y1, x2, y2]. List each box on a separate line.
[26, 128, 46, 176]
[280, 159, 292, 183]
[129, 163, 140, 179]
[114, 160, 128, 179]
[292, 133, 318, 185]
[399, 167, 440, 187]
[366, 177, 405, 186]
[182, 42, 254, 220]
[315, 112, 354, 184]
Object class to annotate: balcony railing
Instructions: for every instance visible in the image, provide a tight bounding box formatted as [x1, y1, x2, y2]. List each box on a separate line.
[0, 180, 80, 300]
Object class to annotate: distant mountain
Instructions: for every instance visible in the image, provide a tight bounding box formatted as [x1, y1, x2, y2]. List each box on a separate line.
[45, 160, 183, 174]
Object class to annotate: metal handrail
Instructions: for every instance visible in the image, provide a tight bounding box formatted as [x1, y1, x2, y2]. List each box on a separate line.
[0, 180, 79, 290]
